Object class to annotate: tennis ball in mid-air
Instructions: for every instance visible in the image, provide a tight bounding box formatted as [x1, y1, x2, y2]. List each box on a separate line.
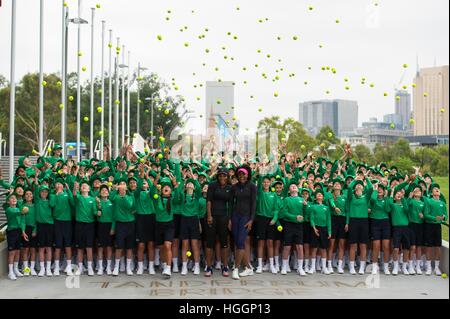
[274, 92, 278, 97]
[97, 107, 102, 113]
[42, 81, 47, 87]
[277, 225, 283, 232]
[158, 154, 163, 159]
[47, 147, 52, 153]
[96, 4, 101, 9]
[186, 251, 192, 257]
[403, 64, 408, 68]
[164, 109, 170, 115]
[423, 93, 428, 97]
[320, 143, 325, 148]
[69, 96, 74, 102]
[301, 145, 306, 150]
[59, 104, 64, 110]
[440, 108, 445, 113]
[82, 66, 87, 72]
[390, 123, 395, 129]
[328, 132, 333, 138]
[57, 81, 62, 87]
[68, 145, 74, 150]
[22, 206, 29, 214]
[153, 194, 159, 199]
[271, 187, 275, 192]
[114, 100, 120, 105]
[159, 136, 165, 142]
[107, 182, 113, 187]
[83, 116, 89, 122]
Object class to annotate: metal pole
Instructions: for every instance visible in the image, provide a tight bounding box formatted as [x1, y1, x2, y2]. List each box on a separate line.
[89, 8, 95, 159]
[61, 1, 67, 158]
[9, 0, 17, 182]
[150, 98, 154, 149]
[121, 45, 125, 145]
[137, 62, 141, 135]
[39, 0, 44, 153]
[64, 10, 69, 157]
[76, 0, 82, 161]
[114, 38, 120, 157]
[127, 51, 131, 140]
[100, 21, 105, 160]
[108, 29, 112, 153]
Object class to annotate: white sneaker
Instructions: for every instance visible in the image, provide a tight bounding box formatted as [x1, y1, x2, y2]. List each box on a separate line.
[328, 266, 334, 274]
[30, 268, 38, 276]
[408, 264, 416, 275]
[416, 264, 422, 275]
[120, 261, 125, 272]
[14, 268, 23, 277]
[358, 265, 366, 275]
[307, 267, 316, 274]
[298, 268, 306, 276]
[149, 265, 155, 275]
[162, 266, 171, 278]
[53, 267, 60, 276]
[172, 263, 179, 273]
[337, 266, 344, 274]
[66, 265, 73, 276]
[349, 265, 356, 275]
[239, 267, 254, 277]
[255, 265, 263, 274]
[88, 266, 94, 276]
[270, 266, 278, 274]
[215, 261, 222, 270]
[383, 264, 391, 275]
[262, 263, 270, 272]
[275, 264, 280, 273]
[112, 267, 119, 276]
[402, 264, 409, 275]
[181, 264, 188, 276]
[193, 264, 200, 275]
[434, 267, 442, 276]
[8, 272, 17, 281]
[232, 268, 240, 280]
[126, 267, 133, 276]
[23, 270, 30, 277]
[97, 267, 104, 276]
[304, 263, 310, 273]
[105, 266, 112, 275]
[286, 264, 291, 273]
[322, 267, 330, 275]
[38, 267, 45, 277]
[392, 263, 399, 276]
[137, 264, 144, 275]
[46, 268, 53, 277]
[372, 263, 379, 275]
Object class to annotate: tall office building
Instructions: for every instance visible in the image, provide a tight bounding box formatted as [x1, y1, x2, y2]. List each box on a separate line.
[298, 99, 358, 136]
[205, 81, 237, 134]
[394, 90, 411, 130]
[413, 65, 449, 135]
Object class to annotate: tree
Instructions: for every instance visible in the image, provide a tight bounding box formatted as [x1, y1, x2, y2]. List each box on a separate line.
[353, 144, 375, 164]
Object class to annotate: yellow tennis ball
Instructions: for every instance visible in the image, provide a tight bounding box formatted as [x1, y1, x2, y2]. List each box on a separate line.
[277, 225, 283, 232]
[42, 81, 47, 87]
[107, 182, 113, 187]
[68, 145, 74, 150]
[140, 158, 145, 163]
[409, 118, 415, 124]
[186, 251, 192, 257]
[403, 64, 408, 68]
[423, 93, 428, 97]
[23, 267, 30, 273]
[47, 147, 52, 153]
[440, 108, 445, 113]
[327, 132, 333, 138]
[97, 107, 102, 113]
[96, 3, 101, 9]
[63, 2, 68, 7]
[144, 148, 149, 153]
[158, 153, 163, 159]
[57, 81, 62, 87]
[114, 100, 120, 105]
[164, 109, 170, 115]
[442, 273, 448, 279]
[384, 171, 389, 176]
[59, 104, 64, 110]
[159, 136, 165, 142]
[82, 66, 87, 72]
[22, 206, 29, 214]
[301, 145, 306, 150]
[83, 116, 89, 122]
[271, 187, 275, 192]
[69, 96, 74, 102]
[98, 131, 103, 136]
[274, 92, 278, 97]
[108, 43, 112, 48]
[153, 194, 159, 199]
[78, 51, 83, 57]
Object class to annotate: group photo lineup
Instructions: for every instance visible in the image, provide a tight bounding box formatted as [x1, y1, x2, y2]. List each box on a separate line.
[0, 0, 448, 304]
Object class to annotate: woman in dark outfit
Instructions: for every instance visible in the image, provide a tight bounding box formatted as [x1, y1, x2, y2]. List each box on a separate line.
[205, 168, 232, 277]
[230, 165, 257, 280]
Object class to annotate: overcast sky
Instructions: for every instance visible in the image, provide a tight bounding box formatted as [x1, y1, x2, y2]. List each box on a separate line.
[0, 0, 448, 134]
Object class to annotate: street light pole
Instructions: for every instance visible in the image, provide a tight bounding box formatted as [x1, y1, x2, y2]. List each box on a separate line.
[108, 29, 112, 152]
[114, 38, 120, 157]
[137, 62, 141, 135]
[89, 7, 95, 159]
[100, 20, 106, 160]
[39, 0, 44, 153]
[76, 0, 82, 161]
[61, 0, 67, 158]
[127, 51, 131, 141]
[9, 0, 17, 182]
[121, 45, 125, 145]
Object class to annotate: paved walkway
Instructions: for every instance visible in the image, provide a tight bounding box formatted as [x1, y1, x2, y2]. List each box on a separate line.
[0, 271, 448, 299]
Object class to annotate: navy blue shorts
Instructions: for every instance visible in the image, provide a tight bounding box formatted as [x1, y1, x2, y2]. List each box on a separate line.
[22, 225, 38, 248]
[310, 226, 329, 249]
[156, 221, 175, 246]
[370, 218, 391, 241]
[97, 222, 114, 247]
[180, 216, 201, 240]
[231, 214, 251, 250]
[135, 214, 156, 243]
[282, 221, 303, 246]
[348, 218, 369, 245]
[75, 222, 95, 249]
[424, 223, 442, 247]
[7, 229, 22, 251]
[255, 215, 276, 241]
[392, 226, 411, 249]
[303, 221, 312, 244]
[115, 221, 136, 249]
[37, 223, 54, 248]
[331, 215, 347, 240]
[408, 222, 424, 246]
[54, 220, 73, 249]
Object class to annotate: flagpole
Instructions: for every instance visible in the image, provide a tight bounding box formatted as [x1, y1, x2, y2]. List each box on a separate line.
[121, 45, 125, 145]
[127, 50, 131, 141]
[9, 0, 17, 182]
[61, 0, 67, 158]
[89, 7, 95, 159]
[76, 0, 82, 161]
[108, 29, 113, 153]
[100, 20, 105, 160]
[114, 38, 120, 157]
[39, 0, 44, 153]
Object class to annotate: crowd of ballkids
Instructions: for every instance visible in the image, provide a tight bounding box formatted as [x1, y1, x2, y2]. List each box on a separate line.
[1, 131, 447, 281]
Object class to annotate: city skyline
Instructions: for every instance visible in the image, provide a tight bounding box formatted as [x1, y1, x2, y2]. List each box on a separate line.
[0, 0, 449, 134]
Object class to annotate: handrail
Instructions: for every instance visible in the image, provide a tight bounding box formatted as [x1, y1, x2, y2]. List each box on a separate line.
[42, 139, 55, 157]
[0, 132, 6, 159]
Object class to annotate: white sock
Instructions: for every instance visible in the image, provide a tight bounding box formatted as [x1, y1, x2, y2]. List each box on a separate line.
[87, 261, 93, 269]
[138, 261, 143, 268]
[338, 260, 343, 268]
[115, 259, 120, 269]
[274, 256, 279, 267]
[98, 260, 103, 269]
[282, 259, 288, 269]
[310, 258, 316, 269]
[321, 258, 327, 269]
[55, 260, 60, 268]
[40, 262, 45, 270]
[126, 258, 132, 268]
[66, 259, 71, 267]
[327, 260, 332, 268]
[435, 260, 440, 268]
[30, 261, 35, 269]
[269, 257, 274, 267]
[298, 259, 304, 269]
[46, 261, 51, 270]
[23, 261, 29, 268]
[149, 261, 154, 268]
[78, 262, 83, 270]
[9, 264, 13, 273]
[257, 258, 263, 268]
[13, 262, 19, 271]
[349, 261, 355, 269]
[195, 262, 200, 268]
[106, 260, 112, 269]
[360, 261, 366, 270]
[182, 261, 188, 268]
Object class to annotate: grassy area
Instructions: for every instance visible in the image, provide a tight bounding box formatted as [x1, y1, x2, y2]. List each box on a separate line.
[434, 176, 449, 242]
